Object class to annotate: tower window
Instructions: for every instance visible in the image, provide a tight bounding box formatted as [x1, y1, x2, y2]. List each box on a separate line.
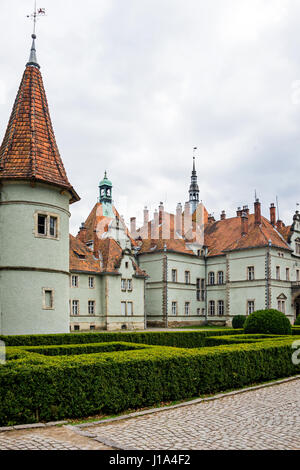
[38, 215, 47, 235]
[43, 288, 54, 310]
[35, 212, 60, 240]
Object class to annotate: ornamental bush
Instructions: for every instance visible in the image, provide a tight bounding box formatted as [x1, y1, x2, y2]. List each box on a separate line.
[232, 315, 247, 329]
[244, 309, 292, 335]
[294, 316, 300, 326]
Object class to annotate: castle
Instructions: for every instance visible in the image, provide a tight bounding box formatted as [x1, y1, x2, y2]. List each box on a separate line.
[0, 36, 299, 335]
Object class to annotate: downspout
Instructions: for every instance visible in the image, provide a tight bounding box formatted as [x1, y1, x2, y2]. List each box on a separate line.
[163, 244, 168, 328]
[266, 241, 271, 309]
[105, 276, 109, 330]
[204, 247, 208, 324]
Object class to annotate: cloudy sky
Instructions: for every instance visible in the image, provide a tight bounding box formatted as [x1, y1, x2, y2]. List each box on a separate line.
[0, 0, 300, 234]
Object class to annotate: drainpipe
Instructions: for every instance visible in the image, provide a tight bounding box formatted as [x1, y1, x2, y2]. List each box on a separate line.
[163, 244, 168, 328]
[204, 247, 208, 324]
[266, 240, 271, 309]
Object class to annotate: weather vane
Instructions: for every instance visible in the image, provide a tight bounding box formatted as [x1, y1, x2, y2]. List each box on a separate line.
[27, 1, 46, 36]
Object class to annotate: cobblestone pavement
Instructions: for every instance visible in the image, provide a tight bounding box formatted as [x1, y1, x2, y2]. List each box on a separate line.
[84, 379, 300, 450]
[0, 427, 112, 450]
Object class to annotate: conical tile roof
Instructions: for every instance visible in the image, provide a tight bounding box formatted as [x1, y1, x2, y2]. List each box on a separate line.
[0, 40, 79, 203]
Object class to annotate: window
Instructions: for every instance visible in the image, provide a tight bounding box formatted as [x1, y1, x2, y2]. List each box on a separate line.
[217, 271, 224, 285]
[247, 300, 255, 315]
[35, 212, 59, 239]
[171, 302, 177, 316]
[286, 268, 290, 281]
[218, 300, 224, 316]
[71, 275, 78, 288]
[38, 214, 47, 235]
[196, 290, 201, 301]
[171, 269, 177, 282]
[121, 301, 133, 316]
[74, 325, 80, 331]
[90, 325, 95, 331]
[185, 271, 190, 284]
[209, 300, 215, 316]
[197, 308, 201, 315]
[121, 279, 126, 291]
[43, 289, 54, 309]
[247, 266, 255, 281]
[184, 302, 190, 316]
[121, 301, 126, 316]
[88, 300, 95, 315]
[127, 279, 132, 291]
[125, 262, 129, 268]
[276, 266, 280, 280]
[296, 240, 300, 255]
[49, 216, 57, 237]
[208, 272, 215, 285]
[72, 300, 79, 315]
[127, 302, 133, 316]
[297, 270, 300, 282]
[89, 276, 95, 288]
[277, 299, 286, 314]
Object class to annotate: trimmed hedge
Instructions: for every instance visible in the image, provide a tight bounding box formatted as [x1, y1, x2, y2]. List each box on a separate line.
[24, 342, 147, 357]
[244, 309, 292, 335]
[0, 329, 243, 349]
[294, 316, 300, 326]
[0, 336, 299, 426]
[232, 315, 247, 329]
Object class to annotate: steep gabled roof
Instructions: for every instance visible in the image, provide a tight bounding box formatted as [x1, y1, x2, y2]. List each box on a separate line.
[0, 46, 79, 203]
[70, 235, 101, 273]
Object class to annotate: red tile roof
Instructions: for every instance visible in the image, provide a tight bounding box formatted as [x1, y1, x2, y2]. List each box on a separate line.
[70, 234, 147, 277]
[0, 65, 79, 203]
[137, 211, 291, 257]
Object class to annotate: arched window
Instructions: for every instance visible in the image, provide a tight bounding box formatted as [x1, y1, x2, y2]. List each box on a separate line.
[208, 272, 215, 285]
[277, 293, 287, 314]
[209, 300, 215, 316]
[218, 300, 224, 316]
[217, 271, 224, 285]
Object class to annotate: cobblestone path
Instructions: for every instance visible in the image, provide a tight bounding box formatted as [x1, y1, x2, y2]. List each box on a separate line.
[84, 379, 300, 450]
[0, 379, 299, 450]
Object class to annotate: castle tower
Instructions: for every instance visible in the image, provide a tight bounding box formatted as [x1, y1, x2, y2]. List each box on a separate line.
[188, 155, 199, 214]
[98, 171, 114, 217]
[0, 34, 80, 335]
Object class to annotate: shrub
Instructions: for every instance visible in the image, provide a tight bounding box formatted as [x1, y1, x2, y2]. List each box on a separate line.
[0, 336, 299, 426]
[0, 329, 243, 349]
[244, 309, 292, 335]
[294, 316, 300, 326]
[232, 315, 247, 329]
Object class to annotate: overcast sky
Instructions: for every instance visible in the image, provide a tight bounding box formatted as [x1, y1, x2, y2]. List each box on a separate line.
[0, 0, 300, 234]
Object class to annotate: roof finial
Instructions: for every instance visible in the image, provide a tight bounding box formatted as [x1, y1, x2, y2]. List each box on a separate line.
[193, 147, 197, 173]
[26, 2, 46, 69]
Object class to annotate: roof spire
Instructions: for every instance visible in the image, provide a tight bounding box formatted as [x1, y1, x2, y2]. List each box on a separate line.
[27, 34, 40, 69]
[26, 2, 46, 69]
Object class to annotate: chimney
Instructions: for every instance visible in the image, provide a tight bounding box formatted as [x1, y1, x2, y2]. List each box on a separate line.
[220, 210, 226, 220]
[159, 202, 164, 224]
[144, 206, 149, 226]
[241, 213, 248, 236]
[176, 203, 182, 236]
[130, 217, 136, 235]
[243, 205, 249, 215]
[254, 199, 261, 226]
[236, 207, 242, 217]
[270, 203, 276, 226]
[77, 222, 87, 243]
[147, 221, 151, 240]
[208, 214, 215, 223]
[277, 220, 283, 229]
[170, 214, 175, 239]
[154, 209, 158, 226]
